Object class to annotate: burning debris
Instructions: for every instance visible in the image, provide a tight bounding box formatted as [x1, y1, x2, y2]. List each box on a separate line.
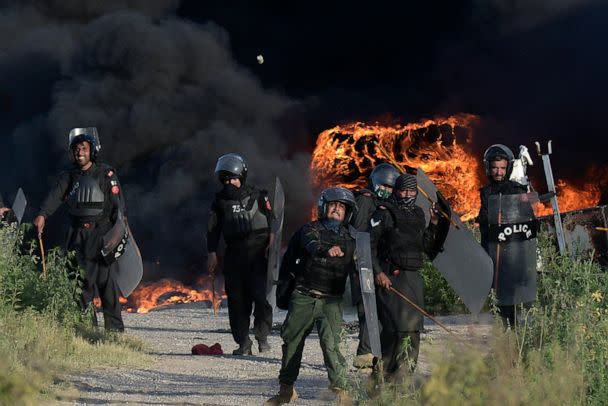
[96, 275, 227, 314]
[311, 116, 604, 221]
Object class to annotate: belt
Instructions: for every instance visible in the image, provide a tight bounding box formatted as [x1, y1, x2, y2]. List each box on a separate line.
[71, 218, 110, 229]
[296, 287, 333, 299]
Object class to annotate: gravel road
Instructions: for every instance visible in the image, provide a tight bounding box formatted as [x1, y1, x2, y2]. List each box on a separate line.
[62, 303, 493, 406]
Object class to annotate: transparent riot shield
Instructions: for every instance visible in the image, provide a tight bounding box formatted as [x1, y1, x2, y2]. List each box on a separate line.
[266, 177, 285, 309]
[488, 192, 539, 306]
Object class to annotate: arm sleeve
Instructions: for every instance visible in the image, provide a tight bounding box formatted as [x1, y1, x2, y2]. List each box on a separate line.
[258, 189, 278, 231]
[477, 189, 489, 251]
[300, 223, 327, 257]
[351, 194, 375, 231]
[38, 172, 71, 218]
[105, 168, 127, 217]
[206, 200, 223, 253]
[423, 221, 439, 255]
[370, 209, 392, 275]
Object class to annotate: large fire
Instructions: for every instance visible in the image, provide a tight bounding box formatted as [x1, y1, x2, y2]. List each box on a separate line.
[97, 115, 602, 314]
[311, 115, 602, 220]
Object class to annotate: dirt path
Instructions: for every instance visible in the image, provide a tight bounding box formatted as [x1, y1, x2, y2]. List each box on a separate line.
[62, 304, 493, 405]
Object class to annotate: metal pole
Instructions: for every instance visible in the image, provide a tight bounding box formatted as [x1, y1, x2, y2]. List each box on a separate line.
[535, 141, 567, 255]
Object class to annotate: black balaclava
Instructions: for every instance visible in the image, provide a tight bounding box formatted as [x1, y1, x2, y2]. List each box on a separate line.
[393, 173, 418, 209]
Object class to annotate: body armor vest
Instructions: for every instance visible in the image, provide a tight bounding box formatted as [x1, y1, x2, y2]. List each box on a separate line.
[67, 172, 105, 218]
[382, 203, 426, 271]
[219, 190, 269, 241]
[298, 224, 355, 296]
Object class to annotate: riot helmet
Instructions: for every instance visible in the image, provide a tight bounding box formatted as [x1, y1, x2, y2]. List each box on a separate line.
[68, 127, 101, 161]
[317, 187, 357, 223]
[215, 153, 248, 184]
[483, 144, 514, 179]
[369, 163, 400, 199]
[393, 173, 418, 207]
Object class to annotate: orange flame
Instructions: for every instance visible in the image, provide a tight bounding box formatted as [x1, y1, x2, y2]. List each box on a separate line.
[311, 114, 483, 220]
[311, 115, 604, 220]
[124, 275, 225, 314]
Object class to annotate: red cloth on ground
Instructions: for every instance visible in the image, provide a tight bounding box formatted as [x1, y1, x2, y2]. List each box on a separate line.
[191, 343, 223, 355]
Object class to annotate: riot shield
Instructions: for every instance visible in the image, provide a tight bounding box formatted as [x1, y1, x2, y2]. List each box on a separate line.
[11, 188, 27, 224]
[101, 212, 128, 265]
[354, 231, 382, 358]
[416, 168, 494, 315]
[266, 177, 285, 308]
[102, 213, 143, 297]
[488, 193, 538, 306]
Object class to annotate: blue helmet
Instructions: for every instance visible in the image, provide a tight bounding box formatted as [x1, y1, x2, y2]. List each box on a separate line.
[318, 187, 357, 223]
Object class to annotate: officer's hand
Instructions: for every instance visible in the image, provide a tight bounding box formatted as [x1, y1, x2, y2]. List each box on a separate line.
[375, 272, 392, 290]
[207, 252, 218, 274]
[429, 203, 440, 225]
[327, 246, 345, 257]
[33, 215, 46, 237]
[0, 207, 10, 216]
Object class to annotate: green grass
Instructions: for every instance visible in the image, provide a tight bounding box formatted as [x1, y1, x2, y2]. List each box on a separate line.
[0, 224, 152, 405]
[358, 229, 607, 405]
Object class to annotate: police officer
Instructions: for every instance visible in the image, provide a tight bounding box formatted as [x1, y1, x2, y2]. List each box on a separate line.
[207, 153, 275, 355]
[476, 144, 529, 326]
[370, 173, 440, 381]
[350, 163, 400, 368]
[33, 127, 126, 331]
[265, 187, 357, 406]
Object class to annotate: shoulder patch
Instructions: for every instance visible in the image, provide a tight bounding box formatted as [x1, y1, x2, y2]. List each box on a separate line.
[264, 196, 272, 211]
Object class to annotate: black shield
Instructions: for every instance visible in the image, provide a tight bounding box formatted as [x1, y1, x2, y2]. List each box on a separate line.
[488, 193, 538, 306]
[416, 168, 494, 315]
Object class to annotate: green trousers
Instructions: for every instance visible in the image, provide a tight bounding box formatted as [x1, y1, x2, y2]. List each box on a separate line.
[278, 291, 347, 389]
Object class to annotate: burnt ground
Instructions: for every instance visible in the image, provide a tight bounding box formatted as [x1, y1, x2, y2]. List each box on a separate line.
[59, 304, 493, 405]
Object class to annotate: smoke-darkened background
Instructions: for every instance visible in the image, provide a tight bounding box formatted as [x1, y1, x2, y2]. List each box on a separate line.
[1, 0, 606, 281]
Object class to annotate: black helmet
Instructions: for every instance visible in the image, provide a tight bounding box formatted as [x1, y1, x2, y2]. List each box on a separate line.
[68, 127, 101, 161]
[483, 144, 514, 179]
[317, 187, 357, 223]
[215, 153, 248, 183]
[369, 163, 400, 198]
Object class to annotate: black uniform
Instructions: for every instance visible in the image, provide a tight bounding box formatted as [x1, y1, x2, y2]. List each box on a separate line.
[38, 162, 126, 331]
[370, 198, 438, 376]
[476, 180, 528, 324]
[207, 184, 274, 347]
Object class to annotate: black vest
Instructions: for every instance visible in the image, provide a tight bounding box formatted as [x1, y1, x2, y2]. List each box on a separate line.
[67, 171, 105, 218]
[381, 202, 426, 271]
[298, 222, 355, 296]
[218, 189, 269, 241]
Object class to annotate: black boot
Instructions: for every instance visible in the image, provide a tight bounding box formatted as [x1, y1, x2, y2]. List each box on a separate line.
[232, 339, 253, 355]
[257, 337, 271, 353]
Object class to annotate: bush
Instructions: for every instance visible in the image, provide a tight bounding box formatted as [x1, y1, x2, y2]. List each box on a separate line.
[421, 260, 466, 314]
[360, 230, 607, 405]
[0, 224, 150, 404]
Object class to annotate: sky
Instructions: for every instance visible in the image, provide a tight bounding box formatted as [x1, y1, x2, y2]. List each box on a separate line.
[1, 0, 605, 280]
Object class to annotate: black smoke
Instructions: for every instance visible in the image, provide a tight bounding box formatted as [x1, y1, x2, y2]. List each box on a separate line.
[1, 1, 313, 281]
